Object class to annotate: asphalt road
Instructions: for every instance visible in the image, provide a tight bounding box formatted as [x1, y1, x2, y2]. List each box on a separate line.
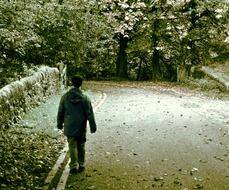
[66, 83, 229, 190]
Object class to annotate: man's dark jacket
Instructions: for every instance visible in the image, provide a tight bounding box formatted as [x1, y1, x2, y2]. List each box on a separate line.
[57, 88, 96, 142]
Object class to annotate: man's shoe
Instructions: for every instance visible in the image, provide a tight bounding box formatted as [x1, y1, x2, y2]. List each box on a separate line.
[78, 166, 85, 172]
[70, 168, 78, 174]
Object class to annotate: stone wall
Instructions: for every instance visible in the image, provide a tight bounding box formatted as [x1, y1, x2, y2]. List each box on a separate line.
[0, 66, 60, 128]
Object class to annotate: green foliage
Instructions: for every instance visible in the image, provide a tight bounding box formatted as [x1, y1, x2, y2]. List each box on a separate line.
[97, 0, 148, 78]
[0, 0, 228, 84]
[0, 0, 117, 86]
[145, 0, 229, 80]
[0, 0, 41, 86]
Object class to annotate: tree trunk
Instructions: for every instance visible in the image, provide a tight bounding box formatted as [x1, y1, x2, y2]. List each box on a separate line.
[116, 34, 128, 78]
[151, 49, 161, 80]
[177, 64, 186, 82]
[151, 22, 162, 80]
[136, 58, 143, 81]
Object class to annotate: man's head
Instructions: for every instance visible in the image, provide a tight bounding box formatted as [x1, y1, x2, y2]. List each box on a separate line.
[71, 75, 83, 88]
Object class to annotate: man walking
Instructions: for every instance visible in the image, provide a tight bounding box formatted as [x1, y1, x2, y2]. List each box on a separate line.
[57, 75, 97, 174]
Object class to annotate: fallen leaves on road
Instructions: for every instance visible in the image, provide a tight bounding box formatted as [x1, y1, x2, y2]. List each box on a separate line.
[0, 126, 64, 189]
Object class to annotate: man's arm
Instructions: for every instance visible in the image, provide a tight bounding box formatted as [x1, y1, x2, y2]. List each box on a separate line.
[57, 95, 65, 129]
[84, 97, 97, 133]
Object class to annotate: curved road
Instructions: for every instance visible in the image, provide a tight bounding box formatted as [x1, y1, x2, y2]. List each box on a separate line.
[66, 83, 229, 190]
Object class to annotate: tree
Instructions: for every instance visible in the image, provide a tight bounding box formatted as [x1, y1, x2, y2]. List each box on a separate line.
[148, 0, 229, 81]
[1, 0, 228, 86]
[98, 0, 147, 78]
[0, 0, 42, 86]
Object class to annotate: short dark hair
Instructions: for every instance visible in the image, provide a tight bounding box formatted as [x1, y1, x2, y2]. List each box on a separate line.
[71, 75, 83, 88]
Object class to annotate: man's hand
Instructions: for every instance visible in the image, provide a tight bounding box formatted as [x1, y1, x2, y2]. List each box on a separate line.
[57, 123, 63, 130]
[90, 127, 96, 133]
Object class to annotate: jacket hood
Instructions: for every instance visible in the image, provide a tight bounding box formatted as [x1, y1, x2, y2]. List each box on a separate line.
[67, 88, 83, 104]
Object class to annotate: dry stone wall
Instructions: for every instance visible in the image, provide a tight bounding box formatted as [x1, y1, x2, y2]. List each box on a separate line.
[0, 66, 60, 128]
